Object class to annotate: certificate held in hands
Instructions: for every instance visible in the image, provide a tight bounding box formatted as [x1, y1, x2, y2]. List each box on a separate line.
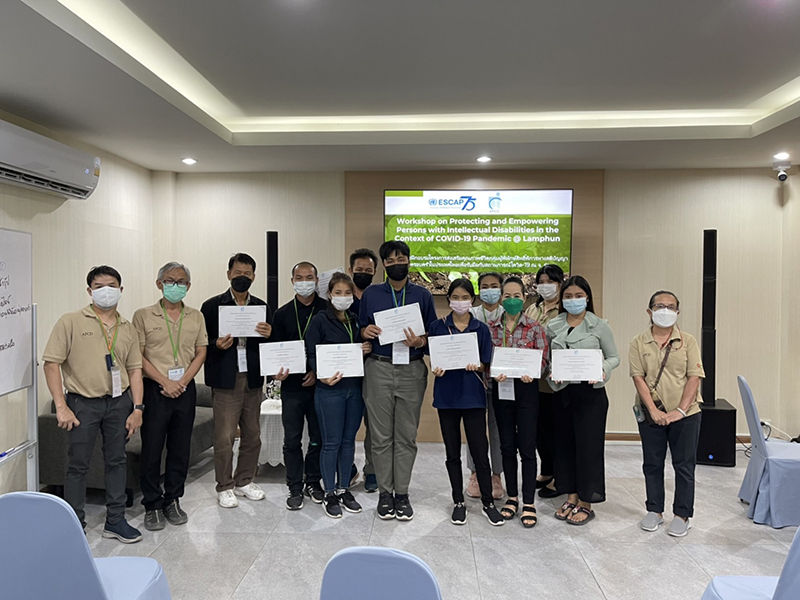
[373, 303, 426, 346]
[551, 349, 604, 382]
[316, 344, 365, 379]
[491, 347, 543, 379]
[259, 340, 306, 376]
[219, 305, 267, 338]
[429, 332, 480, 371]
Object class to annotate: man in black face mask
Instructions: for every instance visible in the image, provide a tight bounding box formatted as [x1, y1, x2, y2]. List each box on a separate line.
[359, 241, 437, 521]
[201, 253, 273, 509]
[346, 248, 379, 491]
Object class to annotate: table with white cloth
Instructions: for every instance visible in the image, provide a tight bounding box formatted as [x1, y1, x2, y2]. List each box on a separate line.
[258, 398, 308, 467]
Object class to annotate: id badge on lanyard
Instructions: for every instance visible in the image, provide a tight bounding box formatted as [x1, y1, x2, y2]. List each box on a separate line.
[498, 379, 515, 400]
[168, 367, 185, 381]
[110, 364, 123, 398]
[237, 347, 248, 372]
[392, 341, 410, 365]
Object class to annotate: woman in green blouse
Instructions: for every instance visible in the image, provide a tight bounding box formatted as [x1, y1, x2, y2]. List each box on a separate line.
[546, 276, 619, 525]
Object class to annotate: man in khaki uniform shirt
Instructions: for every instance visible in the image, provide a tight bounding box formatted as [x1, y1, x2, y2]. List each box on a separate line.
[43, 266, 144, 544]
[132, 262, 208, 531]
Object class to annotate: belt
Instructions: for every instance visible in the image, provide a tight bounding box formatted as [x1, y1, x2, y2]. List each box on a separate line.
[368, 354, 424, 364]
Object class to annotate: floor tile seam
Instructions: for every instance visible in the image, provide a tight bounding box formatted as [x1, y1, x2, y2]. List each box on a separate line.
[227, 529, 276, 600]
[570, 535, 610, 600]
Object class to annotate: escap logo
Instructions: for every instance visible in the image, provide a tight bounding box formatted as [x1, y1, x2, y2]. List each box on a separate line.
[489, 192, 502, 213]
[450, 336, 455, 341]
[427, 195, 477, 211]
[337, 345, 342, 350]
[279, 343, 284, 348]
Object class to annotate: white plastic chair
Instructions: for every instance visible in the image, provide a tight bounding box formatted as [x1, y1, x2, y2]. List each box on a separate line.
[0, 491, 171, 600]
[701, 528, 800, 599]
[737, 376, 800, 528]
[320, 546, 442, 600]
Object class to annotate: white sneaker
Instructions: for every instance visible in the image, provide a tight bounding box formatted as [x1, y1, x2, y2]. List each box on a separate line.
[234, 482, 266, 501]
[218, 490, 239, 509]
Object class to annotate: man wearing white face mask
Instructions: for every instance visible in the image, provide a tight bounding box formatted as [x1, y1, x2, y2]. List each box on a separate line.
[43, 266, 144, 543]
[272, 261, 327, 509]
[133, 262, 208, 530]
[630, 290, 704, 538]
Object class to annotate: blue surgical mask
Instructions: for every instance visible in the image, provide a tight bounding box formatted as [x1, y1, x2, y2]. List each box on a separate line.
[479, 288, 501, 305]
[563, 297, 587, 315]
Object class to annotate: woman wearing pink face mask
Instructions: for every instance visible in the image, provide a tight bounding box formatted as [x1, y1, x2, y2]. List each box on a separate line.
[429, 278, 504, 527]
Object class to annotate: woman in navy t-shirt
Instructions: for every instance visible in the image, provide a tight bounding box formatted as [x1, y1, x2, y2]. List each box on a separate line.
[430, 278, 504, 527]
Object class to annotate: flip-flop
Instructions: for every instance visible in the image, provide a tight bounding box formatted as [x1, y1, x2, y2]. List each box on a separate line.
[567, 506, 595, 526]
[555, 502, 577, 521]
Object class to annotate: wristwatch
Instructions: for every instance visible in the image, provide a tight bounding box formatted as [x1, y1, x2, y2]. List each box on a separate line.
[133, 404, 145, 412]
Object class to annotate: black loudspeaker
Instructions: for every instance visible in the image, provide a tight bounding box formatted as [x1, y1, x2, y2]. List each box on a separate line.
[266, 231, 278, 310]
[697, 229, 737, 466]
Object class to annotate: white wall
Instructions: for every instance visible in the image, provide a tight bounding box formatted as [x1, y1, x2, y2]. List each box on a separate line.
[603, 169, 799, 435]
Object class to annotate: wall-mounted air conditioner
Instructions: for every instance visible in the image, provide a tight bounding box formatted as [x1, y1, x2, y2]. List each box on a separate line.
[0, 119, 100, 200]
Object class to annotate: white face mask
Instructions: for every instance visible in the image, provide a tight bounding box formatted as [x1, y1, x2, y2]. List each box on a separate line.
[91, 286, 121, 309]
[293, 281, 316, 298]
[537, 283, 559, 301]
[331, 296, 353, 311]
[652, 308, 678, 328]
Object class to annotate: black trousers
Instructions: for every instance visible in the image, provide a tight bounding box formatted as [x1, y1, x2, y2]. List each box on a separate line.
[64, 390, 131, 527]
[281, 388, 322, 492]
[537, 390, 556, 477]
[438, 408, 493, 505]
[140, 378, 196, 510]
[492, 381, 539, 505]
[639, 412, 702, 518]
[553, 383, 608, 504]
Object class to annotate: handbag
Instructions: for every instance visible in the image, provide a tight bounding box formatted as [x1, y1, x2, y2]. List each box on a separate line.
[637, 342, 672, 425]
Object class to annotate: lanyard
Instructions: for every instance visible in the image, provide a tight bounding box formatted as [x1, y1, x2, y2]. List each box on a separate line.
[293, 298, 315, 340]
[93, 309, 120, 365]
[342, 317, 354, 343]
[481, 306, 488, 323]
[392, 286, 407, 308]
[161, 302, 185, 365]
[502, 313, 522, 348]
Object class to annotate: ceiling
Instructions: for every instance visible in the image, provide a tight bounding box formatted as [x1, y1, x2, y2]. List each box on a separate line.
[1, 0, 799, 171]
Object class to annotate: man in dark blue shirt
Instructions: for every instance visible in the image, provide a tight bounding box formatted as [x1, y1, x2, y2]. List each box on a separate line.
[347, 247, 379, 491]
[359, 241, 437, 521]
[271, 261, 327, 510]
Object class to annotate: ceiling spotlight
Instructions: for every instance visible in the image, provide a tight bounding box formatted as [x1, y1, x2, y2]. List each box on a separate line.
[476, 156, 492, 163]
[773, 152, 790, 161]
[182, 157, 197, 165]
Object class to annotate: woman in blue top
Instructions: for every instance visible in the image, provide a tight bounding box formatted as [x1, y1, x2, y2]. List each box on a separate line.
[430, 278, 504, 527]
[306, 273, 372, 519]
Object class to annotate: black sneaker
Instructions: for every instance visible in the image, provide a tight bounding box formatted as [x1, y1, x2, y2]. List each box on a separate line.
[364, 473, 378, 493]
[482, 503, 505, 527]
[102, 519, 143, 544]
[286, 490, 304, 510]
[395, 494, 414, 521]
[451, 502, 467, 525]
[163, 499, 188, 525]
[144, 509, 166, 531]
[377, 492, 395, 520]
[323, 493, 343, 519]
[304, 482, 325, 504]
[338, 490, 362, 513]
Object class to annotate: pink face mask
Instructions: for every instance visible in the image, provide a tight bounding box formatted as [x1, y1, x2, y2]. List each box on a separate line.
[449, 300, 473, 315]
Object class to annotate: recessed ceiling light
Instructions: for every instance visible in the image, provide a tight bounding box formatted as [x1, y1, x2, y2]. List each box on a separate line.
[182, 157, 197, 165]
[477, 156, 492, 163]
[773, 152, 790, 161]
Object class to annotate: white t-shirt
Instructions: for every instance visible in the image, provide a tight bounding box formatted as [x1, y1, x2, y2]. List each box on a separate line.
[469, 304, 504, 324]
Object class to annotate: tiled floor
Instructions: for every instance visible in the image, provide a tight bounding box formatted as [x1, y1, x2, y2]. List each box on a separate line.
[82, 443, 795, 600]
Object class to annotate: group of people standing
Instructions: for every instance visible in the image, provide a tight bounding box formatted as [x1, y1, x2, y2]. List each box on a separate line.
[42, 240, 705, 543]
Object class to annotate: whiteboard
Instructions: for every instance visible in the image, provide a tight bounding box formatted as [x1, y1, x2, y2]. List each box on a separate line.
[0, 228, 33, 396]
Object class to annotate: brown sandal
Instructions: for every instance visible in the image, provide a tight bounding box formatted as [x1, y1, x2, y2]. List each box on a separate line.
[555, 501, 577, 521]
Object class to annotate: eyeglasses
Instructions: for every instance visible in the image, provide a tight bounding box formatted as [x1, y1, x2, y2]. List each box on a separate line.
[652, 304, 678, 311]
[162, 279, 189, 286]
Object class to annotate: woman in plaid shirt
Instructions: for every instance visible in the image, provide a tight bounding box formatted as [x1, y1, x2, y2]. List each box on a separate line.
[487, 276, 549, 528]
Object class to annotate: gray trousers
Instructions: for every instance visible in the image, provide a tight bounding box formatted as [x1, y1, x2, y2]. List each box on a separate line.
[362, 410, 374, 475]
[465, 391, 503, 475]
[65, 390, 132, 527]
[363, 358, 428, 495]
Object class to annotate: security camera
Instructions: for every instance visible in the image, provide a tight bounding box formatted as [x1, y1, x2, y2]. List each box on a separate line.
[773, 158, 791, 181]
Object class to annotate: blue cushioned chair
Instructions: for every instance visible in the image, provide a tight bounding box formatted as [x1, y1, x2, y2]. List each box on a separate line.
[320, 546, 442, 600]
[0, 491, 171, 600]
[701, 527, 800, 600]
[737, 376, 800, 528]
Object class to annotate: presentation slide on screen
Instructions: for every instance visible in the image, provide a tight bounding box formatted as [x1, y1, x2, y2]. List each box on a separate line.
[385, 190, 573, 294]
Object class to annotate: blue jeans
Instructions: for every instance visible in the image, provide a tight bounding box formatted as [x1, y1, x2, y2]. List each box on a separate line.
[315, 384, 365, 493]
